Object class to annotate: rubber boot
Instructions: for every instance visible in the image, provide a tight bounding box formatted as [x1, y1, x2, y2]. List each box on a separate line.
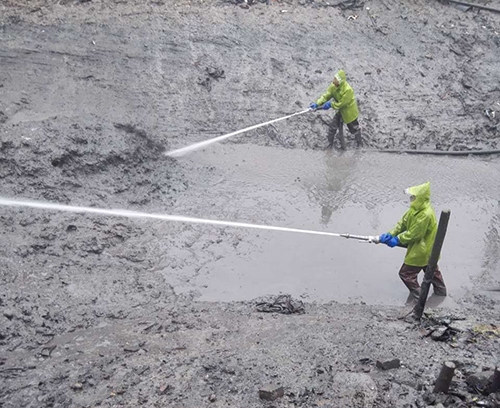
[327, 132, 335, 149]
[354, 130, 362, 148]
[338, 124, 346, 150]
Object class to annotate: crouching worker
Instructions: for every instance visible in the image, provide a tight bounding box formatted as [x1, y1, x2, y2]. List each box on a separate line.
[309, 70, 362, 149]
[379, 182, 447, 300]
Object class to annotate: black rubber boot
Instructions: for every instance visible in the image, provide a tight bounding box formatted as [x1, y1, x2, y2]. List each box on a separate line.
[354, 130, 362, 147]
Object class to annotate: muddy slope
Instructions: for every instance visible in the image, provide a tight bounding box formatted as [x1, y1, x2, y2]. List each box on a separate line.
[1, 0, 499, 152]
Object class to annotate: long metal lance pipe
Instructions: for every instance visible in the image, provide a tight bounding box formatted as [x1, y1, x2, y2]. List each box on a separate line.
[165, 109, 312, 157]
[0, 197, 342, 239]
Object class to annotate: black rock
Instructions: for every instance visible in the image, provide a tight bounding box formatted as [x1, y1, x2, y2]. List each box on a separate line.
[376, 358, 401, 370]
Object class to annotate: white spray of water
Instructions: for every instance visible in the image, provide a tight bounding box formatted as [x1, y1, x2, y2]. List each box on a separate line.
[165, 109, 312, 158]
[0, 197, 342, 238]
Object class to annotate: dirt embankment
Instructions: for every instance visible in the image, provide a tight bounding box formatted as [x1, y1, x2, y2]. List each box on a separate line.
[1, 0, 499, 407]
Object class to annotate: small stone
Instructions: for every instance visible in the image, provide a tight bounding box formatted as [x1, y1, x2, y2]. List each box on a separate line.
[158, 384, 173, 395]
[3, 311, 14, 320]
[259, 384, 284, 401]
[209, 394, 216, 402]
[41, 345, 56, 357]
[71, 382, 83, 391]
[431, 327, 449, 341]
[376, 358, 401, 370]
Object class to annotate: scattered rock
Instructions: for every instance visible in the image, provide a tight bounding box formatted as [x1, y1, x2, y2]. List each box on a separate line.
[467, 371, 495, 394]
[206, 66, 225, 80]
[462, 79, 472, 89]
[332, 372, 378, 406]
[124, 345, 140, 352]
[376, 358, 401, 370]
[3, 310, 14, 320]
[158, 384, 173, 395]
[71, 383, 83, 391]
[259, 384, 284, 401]
[209, 394, 216, 402]
[41, 345, 57, 358]
[431, 326, 449, 341]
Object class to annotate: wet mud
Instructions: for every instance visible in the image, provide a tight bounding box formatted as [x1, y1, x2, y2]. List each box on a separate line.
[1, 0, 500, 407]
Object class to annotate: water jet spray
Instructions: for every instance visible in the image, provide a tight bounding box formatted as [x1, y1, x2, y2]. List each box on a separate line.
[0, 197, 398, 247]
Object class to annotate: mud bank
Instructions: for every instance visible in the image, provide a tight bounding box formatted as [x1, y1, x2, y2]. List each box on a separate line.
[1, 0, 500, 407]
[1, 0, 499, 152]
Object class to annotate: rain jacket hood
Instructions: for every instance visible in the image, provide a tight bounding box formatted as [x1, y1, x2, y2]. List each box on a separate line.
[388, 182, 437, 267]
[335, 70, 347, 86]
[406, 182, 431, 212]
[315, 70, 359, 124]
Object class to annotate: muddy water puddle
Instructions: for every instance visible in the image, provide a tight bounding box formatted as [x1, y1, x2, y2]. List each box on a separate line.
[162, 145, 500, 305]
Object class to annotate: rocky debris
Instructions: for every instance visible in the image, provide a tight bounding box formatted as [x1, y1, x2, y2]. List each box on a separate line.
[332, 372, 378, 406]
[259, 384, 284, 401]
[467, 370, 499, 395]
[71, 382, 83, 391]
[0, 111, 7, 124]
[209, 394, 216, 402]
[198, 65, 226, 92]
[256, 294, 305, 314]
[41, 345, 57, 358]
[376, 358, 401, 370]
[422, 313, 465, 342]
[158, 384, 173, 395]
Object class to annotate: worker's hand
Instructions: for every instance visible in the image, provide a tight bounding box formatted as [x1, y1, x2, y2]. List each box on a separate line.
[379, 233, 392, 244]
[322, 101, 332, 110]
[310, 103, 318, 109]
[387, 236, 400, 248]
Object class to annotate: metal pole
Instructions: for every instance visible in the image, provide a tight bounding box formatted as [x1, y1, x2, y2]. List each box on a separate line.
[442, 0, 500, 13]
[413, 210, 451, 319]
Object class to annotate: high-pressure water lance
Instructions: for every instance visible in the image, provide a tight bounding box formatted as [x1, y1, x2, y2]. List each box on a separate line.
[340, 233, 406, 248]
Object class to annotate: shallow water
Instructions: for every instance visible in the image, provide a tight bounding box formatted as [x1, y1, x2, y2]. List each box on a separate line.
[160, 144, 500, 305]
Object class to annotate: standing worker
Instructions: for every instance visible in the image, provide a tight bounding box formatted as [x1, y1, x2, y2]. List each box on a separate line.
[310, 70, 362, 149]
[379, 182, 447, 300]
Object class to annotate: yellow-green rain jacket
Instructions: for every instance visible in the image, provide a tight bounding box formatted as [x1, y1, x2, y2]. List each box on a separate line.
[389, 182, 438, 267]
[315, 70, 359, 124]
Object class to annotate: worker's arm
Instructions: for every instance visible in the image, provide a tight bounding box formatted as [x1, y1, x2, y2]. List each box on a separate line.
[316, 84, 335, 106]
[397, 213, 431, 246]
[330, 87, 353, 110]
[388, 211, 409, 237]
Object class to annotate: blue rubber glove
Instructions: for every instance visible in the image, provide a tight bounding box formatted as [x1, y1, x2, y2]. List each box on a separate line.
[387, 236, 400, 248]
[379, 233, 392, 244]
[322, 101, 332, 110]
[310, 102, 318, 109]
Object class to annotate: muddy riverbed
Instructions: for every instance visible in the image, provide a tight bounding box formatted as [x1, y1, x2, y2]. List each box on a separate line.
[1, 0, 500, 407]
